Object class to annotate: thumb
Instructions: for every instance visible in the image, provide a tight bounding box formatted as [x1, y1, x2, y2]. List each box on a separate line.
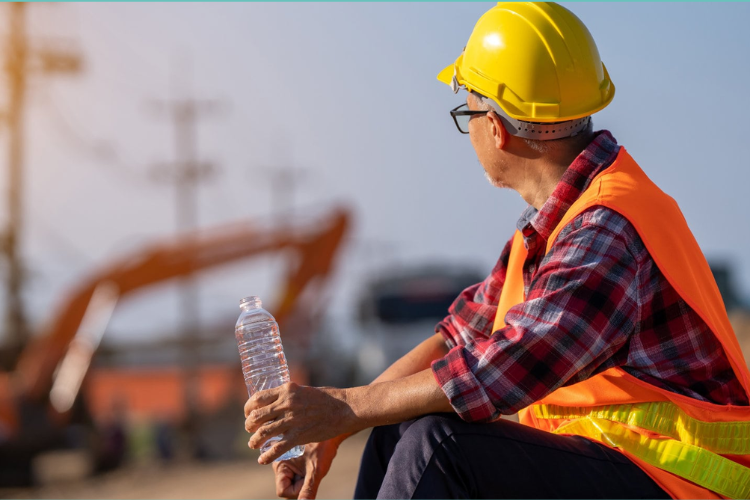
[298, 463, 319, 500]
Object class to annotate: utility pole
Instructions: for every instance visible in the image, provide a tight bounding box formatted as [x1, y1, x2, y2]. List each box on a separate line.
[250, 164, 311, 362]
[252, 134, 310, 223]
[265, 166, 309, 223]
[149, 66, 219, 450]
[3, 4, 82, 363]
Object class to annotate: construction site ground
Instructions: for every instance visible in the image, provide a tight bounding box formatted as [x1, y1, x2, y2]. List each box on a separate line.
[0, 432, 369, 499]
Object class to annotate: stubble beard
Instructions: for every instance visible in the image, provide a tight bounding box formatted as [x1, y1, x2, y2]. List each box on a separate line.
[484, 170, 507, 189]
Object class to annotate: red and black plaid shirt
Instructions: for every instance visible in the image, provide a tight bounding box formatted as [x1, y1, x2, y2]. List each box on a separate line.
[432, 131, 748, 423]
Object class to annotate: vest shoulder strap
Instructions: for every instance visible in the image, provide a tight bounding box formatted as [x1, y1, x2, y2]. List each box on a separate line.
[492, 230, 527, 332]
[546, 147, 750, 395]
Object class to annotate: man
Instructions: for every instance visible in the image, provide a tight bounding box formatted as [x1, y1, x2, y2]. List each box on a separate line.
[244, 3, 750, 498]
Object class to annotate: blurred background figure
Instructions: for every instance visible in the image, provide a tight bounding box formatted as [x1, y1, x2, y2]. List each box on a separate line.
[0, 2, 748, 498]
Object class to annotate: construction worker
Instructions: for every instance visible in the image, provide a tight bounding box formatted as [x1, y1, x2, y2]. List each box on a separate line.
[244, 3, 750, 498]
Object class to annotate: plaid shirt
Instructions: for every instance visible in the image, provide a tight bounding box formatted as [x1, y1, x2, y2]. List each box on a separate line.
[432, 131, 748, 423]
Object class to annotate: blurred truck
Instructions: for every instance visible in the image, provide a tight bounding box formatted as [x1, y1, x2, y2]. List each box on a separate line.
[353, 265, 484, 385]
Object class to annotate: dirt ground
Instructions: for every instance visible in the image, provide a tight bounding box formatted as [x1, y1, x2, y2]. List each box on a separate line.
[0, 432, 369, 500]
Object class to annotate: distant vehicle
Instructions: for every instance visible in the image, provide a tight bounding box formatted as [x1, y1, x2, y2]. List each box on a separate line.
[710, 261, 750, 313]
[353, 265, 485, 384]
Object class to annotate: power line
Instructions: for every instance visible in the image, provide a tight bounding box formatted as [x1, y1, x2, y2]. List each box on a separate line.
[36, 81, 151, 188]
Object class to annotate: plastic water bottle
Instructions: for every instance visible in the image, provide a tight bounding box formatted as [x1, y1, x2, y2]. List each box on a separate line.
[235, 295, 304, 461]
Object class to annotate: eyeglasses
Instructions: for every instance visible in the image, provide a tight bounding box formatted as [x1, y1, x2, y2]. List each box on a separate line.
[450, 103, 492, 134]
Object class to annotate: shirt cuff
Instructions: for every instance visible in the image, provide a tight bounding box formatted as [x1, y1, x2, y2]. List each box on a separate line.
[431, 345, 500, 423]
[435, 320, 458, 349]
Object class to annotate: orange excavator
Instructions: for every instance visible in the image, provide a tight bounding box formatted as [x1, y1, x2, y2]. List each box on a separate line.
[0, 206, 351, 484]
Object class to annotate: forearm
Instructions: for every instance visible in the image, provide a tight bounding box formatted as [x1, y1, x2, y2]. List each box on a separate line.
[245, 343, 454, 462]
[346, 368, 453, 430]
[329, 333, 449, 445]
[371, 332, 449, 384]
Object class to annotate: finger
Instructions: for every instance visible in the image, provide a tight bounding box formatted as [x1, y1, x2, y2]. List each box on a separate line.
[245, 405, 283, 434]
[258, 436, 296, 465]
[298, 461, 319, 500]
[281, 469, 304, 499]
[244, 387, 281, 417]
[277, 475, 291, 496]
[276, 471, 292, 497]
[274, 463, 302, 499]
[248, 418, 290, 449]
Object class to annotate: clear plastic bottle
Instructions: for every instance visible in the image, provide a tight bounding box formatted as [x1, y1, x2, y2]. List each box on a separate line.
[235, 296, 304, 461]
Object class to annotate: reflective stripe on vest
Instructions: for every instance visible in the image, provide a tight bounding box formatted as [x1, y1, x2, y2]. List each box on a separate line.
[553, 416, 750, 499]
[492, 147, 750, 498]
[534, 402, 750, 455]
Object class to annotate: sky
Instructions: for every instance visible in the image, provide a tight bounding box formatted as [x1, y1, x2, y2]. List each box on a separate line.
[3, 2, 750, 346]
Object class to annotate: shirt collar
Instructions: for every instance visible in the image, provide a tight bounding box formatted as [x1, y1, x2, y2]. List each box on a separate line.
[517, 130, 620, 249]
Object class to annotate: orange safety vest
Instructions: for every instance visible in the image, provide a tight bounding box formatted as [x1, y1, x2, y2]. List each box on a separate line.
[492, 148, 750, 499]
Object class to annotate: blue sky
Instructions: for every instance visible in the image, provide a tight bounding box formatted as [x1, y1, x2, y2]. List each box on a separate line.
[6, 2, 750, 344]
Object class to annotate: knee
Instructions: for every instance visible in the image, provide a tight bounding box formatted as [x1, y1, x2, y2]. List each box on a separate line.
[368, 422, 401, 447]
[378, 415, 473, 499]
[362, 422, 403, 462]
[397, 413, 460, 454]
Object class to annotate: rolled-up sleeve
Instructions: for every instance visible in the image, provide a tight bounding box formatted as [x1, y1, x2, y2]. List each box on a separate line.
[432, 218, 639, 422]
[435, 237, 512, 349]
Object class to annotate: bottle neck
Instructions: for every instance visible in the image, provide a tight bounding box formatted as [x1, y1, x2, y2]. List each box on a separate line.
[239, 296, 262, 311]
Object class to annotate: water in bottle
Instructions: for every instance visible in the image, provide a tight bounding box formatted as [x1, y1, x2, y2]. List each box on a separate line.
[235, 295, 304, 461]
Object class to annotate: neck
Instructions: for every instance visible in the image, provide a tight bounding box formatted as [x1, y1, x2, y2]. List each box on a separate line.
[515, 159, 569, 210]
[510, 136, 592, 209]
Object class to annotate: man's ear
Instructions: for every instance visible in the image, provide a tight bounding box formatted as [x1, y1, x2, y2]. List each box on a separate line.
[487, 111, 508, 150]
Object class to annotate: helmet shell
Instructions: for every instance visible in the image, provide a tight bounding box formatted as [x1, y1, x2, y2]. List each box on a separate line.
[438, 2, 615, 122]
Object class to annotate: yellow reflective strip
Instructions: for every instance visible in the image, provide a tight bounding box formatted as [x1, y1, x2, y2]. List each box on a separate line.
[555, 417, 750, 499]
[534, 402, 750, 455]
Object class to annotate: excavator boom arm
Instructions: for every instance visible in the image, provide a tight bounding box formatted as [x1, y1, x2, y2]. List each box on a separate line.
[14, 207, 351, 403]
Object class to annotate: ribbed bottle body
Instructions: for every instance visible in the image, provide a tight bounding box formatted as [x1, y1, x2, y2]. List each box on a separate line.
[235, 297, 304, 461]
[237, 319, 289, 393]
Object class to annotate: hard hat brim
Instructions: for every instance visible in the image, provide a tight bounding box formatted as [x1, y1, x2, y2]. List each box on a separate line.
[437, 63, 454, 85]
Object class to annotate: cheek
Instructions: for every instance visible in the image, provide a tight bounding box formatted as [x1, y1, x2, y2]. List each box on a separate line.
[469, 129, 492, 165]
[468, 123, 486, 153]
[469, 131, 481, 152]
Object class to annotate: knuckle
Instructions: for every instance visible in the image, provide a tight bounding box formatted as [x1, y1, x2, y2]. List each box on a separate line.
[281, 426, 295, 441]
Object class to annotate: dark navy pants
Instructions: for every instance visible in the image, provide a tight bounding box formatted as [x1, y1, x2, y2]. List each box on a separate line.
[353, 413, 670, 499]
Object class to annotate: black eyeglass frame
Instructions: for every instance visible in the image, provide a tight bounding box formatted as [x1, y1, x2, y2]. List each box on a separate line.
[450, 103, 492, 134]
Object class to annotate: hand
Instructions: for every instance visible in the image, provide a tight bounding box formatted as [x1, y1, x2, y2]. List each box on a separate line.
[272, 440, 339, 499]
[244, 382, 359, 464]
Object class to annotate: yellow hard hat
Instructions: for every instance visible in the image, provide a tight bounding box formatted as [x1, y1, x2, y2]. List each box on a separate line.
[438, 2, 615, 123]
